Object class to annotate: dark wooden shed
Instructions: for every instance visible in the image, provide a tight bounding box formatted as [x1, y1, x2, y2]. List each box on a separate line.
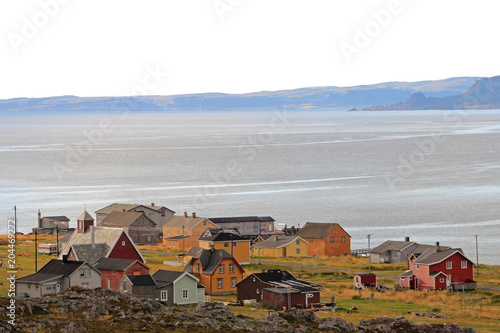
[354, 273, 377, 289]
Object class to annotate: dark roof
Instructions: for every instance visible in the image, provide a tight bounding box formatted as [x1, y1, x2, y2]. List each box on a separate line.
[356, 273, 376, 277]
[183, 247, 238, 275]
[164, 235, 190, 240]
[43, 216, 70, 222]
[413, 248, 470, 265]
[429, 271, 447, 277]
[254, 269, 296, 283]
[127, 274, 156, 286]
[249, 269, 322, 292]
[296, 222, 350, 239]
[100, 211, 156, 227]
[152, 270, 184, 283]
[71, 243, 109, 264]
[263, 287, 301, 295]
[199, 228, 246, 242]
[399, 270, 413, 278]
[95, 203, 175, 214]
[370, 241, 417, 254]
[17, 259, 85, 283]
[94, 258, 138, 271]
[208, 216, 274, 224]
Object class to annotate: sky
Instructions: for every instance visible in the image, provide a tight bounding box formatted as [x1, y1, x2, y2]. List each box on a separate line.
[1, 0, 499, 99]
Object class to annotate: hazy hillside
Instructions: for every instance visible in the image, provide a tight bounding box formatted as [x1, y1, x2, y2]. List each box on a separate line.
[0, 77, 480, 111]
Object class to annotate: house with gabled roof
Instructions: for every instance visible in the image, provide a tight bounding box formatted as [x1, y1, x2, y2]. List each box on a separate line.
[58, 210, 145, 264]
[399, 247, 476, 291]
[152, 269, 205, 305]
[119, 274, 156, 299]
[236, 269, 322, 309]
[95, 203, 175, 234]
[371, 237, 452, 264]
[198, 228, 251, 265]
[208, 216, 275, 238]
[94, 258, 150, 290]
[251, 235, 308, 258]
[163, 212, 218, 252]
[99, 211, 158, 244]
[183, 247, 244, 295]
[33, 210, 73, 235]
[296, 222, 351, 257]
[16, 258, 102, 298]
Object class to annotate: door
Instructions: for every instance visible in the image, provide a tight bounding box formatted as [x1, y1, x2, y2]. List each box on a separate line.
[107, 279, 111, 289]
[283, 247, 287, 257]
[56, 283, 61, 293]
[446, 275, 451, 289]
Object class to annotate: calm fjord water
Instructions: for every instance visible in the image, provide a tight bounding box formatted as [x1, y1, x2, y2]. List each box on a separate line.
[1, 110, 499, 264]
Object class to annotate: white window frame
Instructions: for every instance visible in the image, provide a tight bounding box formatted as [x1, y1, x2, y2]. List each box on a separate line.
[219, 264, 225, 274]
[121, 241, 125, 246]
[461, 261, 467, 269]
[416, 264, 420, 270]
[296, 248, 301, 255]
[296, 239, 300, 245]
[182, 289, 188, 299]
[231, 277, 237, 288]
[217, 278, 223, 289]
[195, 263, 200, 273]
[229, 263, 235, 273]
[341, 236, 346, 243]
[446, 261, 452, 269]
[439, 278, 444, 283]
[161, 290, 168, 301]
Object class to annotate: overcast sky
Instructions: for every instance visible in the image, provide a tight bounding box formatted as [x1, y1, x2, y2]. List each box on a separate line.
[1, 0, 499, 99]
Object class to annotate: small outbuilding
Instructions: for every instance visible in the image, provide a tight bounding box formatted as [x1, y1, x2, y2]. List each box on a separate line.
[353, 273, 377, 289]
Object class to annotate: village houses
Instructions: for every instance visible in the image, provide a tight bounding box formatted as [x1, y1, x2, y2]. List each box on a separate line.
[163, 212, 218, 252]
[296, 222, 351, 257]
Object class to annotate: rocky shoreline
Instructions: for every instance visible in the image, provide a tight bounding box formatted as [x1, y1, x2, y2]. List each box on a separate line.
[0, 288, 475, 332]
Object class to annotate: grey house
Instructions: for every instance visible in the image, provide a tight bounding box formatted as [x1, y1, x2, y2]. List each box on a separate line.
[370, 238, 451, 263]
[119, 274, 156, 299]
[16, 258, 102, 298]
[152, 269, 205, 305]
[99, 211, 159, 244]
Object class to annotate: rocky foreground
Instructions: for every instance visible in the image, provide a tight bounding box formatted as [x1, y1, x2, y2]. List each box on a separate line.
[0, 288, 475, 333]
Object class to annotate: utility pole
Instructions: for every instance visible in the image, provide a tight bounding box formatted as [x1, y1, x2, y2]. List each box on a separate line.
[475, 234, 479, 276]
[367, 234, 372, 274]
[14, 205, 17, 243]
[35, 231, 38, 272]
[230, 233, 233, 256]
[56, 226, 59, 256]
[182, 225, 185, 253]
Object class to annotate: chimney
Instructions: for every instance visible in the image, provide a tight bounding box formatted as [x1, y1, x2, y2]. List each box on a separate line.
[210, 244, 215, 253]
[184, 212, 188, 218]
[436, 241, 440, 246]
[151, 203, 154, 207]
[91, 226, 95, 247]
[192, 212, 196, 218]
[38, 209, 42, 228]
[435, 241, 440, 252]
[62, 255, 68, 263]
[405, 237, 410, 242]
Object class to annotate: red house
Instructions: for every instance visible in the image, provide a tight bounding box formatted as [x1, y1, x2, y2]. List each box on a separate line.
[399, 247, 476, 291]
[353, 273, 377, 289]
[94, 258, 150, 290]
[58, 210, 145, 264]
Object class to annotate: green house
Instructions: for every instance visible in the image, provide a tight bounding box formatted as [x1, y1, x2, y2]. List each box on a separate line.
[152, 270, 205, 305]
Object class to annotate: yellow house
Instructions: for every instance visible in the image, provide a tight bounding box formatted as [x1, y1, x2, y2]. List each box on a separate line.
[252, 235, 308, 257]
[198, 229, 251, 265]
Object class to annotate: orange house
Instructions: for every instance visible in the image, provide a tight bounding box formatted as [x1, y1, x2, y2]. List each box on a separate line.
[163, 212, 218, 252]
[296, 222, 351, 257]
[183, 247, 244, 295]
[198, 228, 251, 265]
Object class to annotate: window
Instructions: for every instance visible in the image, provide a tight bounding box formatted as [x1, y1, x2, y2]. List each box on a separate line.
[204, 220, 207, 225]
[28, 284, 31, 290]
[416, 264, 420, 270]
[231, 277, 237, 288]
[393, 252, 398, 259]
[330, 237, 334, 243]
[256, 288, 260, 294]
[233, 242, 237, 247]
[341, 236, 346, 243]
[461, 261, 467, 269]
[195, 263, 200, 273]
[173, 241, 176, 247]
[446, 261, 452, 269]
[148, 213, 154, 218]
[269, 224, 273, 231]
[80, 268, 90, 278]
[81, 282, 89, 288]
[296, 239, 300, 245]
[296, 248, 301, 255]
[439, 278, 445, 283]
[121, 241, 125, 246]
[224, 242, 229, 248]
[217, 278, 223, 289]
[253, 226, 258, 234]
[161, 290, 168, 301]
[182, 289, 188, 299]
[177, 230, 180, 236]
[219, 264, 225, 274]
[229, 263, 235, 273]
[310, 238, 313, 243]
[167, 229, 170, 235]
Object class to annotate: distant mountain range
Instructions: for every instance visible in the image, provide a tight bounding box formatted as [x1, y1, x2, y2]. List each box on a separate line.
[1, 76, 499, 111]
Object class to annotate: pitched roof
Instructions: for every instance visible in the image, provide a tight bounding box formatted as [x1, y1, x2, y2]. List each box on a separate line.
[42, 216, 70, 222]
[183, 247, 241, 275]
[57, 226, 145, 263]
[413, 248, 471, 265]
[253, 235, 306, 249]
[370, 241, 417, 254]
[208, 216, 274, 224]
[100, 211, 157, 227]
[399, 270, 414, 278]
[247, 269, 322, 292]
[17, 259, 87, 283]
[152, 270, 184, 283]
[296, 222, 350, 239]
[95, 203, 175, 214]
[94, 258, 139, 271]
[77, 210, 94, 221]
[70, 243, 109, 264]
[126, 274, 156, 286]
[199, 228, 247, 242]
[164, 215, 209, 229]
